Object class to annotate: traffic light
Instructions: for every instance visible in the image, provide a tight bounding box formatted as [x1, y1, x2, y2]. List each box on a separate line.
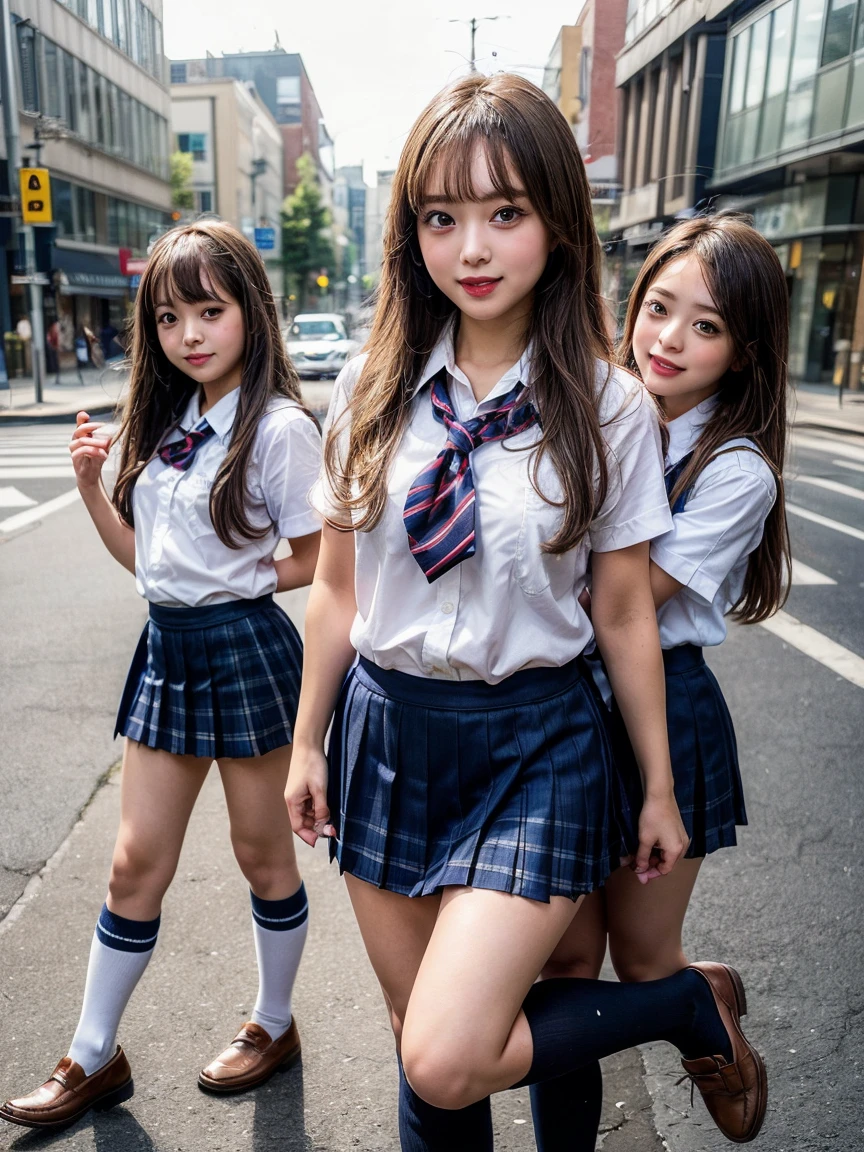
[20, 169, 53, 224]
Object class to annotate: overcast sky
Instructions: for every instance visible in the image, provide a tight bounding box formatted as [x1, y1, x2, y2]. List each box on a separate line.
[163, 0, 583, 183]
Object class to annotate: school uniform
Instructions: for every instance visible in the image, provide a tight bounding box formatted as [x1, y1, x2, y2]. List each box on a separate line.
[613, 395, 777, 857]
[312, 332, 672, 902]
[116, 386, 321, 760]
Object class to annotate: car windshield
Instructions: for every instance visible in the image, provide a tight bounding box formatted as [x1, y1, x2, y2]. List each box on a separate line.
[291, 320, 342, 340]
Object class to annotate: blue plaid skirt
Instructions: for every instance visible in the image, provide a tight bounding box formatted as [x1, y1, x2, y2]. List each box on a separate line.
[326, 656, 625, 903]
[613, 645, 747, 858]
[115, 594, 302, 760]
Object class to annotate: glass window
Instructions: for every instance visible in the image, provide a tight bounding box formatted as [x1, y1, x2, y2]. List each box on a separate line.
[729, 27, 750, 114]
[813, 60, 850, 134]
[93, 73, 106, 147]
[199, 190, 213, 212]
[790, 0, 828, 83]
[42, 39, 61, 119]
[746, 15, 770, 107]
[277, 75, 300, 105]
[847, 52, 864, 124]
[822, 0, 856, 65]
[74, 185, 96, 242]
[16, 25, 39, 112]
[767, 3, 794, 97]
[77, 62, 92, 141]
[115, 0, 128, 55]
[171, 62, 187, 84]
[189, 132, 206, 161]
[783, 77, 816, 145]
[64, 51, 78, 132]
[53, 178, 74, 238]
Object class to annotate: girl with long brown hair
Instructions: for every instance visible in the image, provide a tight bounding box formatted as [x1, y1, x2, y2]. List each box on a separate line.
[532, 212, 789, 1151]
[1, 222, 321, 1134]
[285, 76, 767, 1148]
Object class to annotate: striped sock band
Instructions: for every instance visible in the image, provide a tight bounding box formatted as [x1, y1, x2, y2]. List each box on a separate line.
[250, 883, 308, 932]
[95, 903, 161, 953]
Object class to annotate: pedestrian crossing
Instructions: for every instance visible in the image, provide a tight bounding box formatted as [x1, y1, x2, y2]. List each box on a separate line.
[0, 426, 75, 511]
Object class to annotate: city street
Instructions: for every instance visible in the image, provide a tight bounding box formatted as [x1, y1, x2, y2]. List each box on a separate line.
[0, 410, 861, 1150]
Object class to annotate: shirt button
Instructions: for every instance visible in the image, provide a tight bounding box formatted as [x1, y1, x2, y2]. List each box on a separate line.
[441, 602, 454, 614]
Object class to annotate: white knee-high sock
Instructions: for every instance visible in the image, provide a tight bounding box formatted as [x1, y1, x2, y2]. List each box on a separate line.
[67, 904, 160, 1075]
[249, 883, 308, 1040]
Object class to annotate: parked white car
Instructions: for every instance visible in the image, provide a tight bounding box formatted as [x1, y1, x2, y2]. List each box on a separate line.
[285, 313, 359, 379]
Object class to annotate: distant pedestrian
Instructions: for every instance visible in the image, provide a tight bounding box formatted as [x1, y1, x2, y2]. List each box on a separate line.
[285, 73, 767, 1150]
[0, 221, 321, 1133]
[531, 213, 791, 1150]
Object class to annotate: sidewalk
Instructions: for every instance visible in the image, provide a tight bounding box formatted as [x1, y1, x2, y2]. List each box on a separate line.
[4, 370, 864, 435]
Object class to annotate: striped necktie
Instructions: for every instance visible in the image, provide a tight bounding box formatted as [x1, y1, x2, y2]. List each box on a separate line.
[158, 418, 216, 471]
[403, 368, 540, 583]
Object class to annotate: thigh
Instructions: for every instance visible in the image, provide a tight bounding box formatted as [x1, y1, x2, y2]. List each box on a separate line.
[403, 887, 582, 1088]
[344, 873, 441, 1036]
[605, 857, 703, 982]
[218, 745, 294, 850]
[541, 887, 608, 979]
[110, 739, 212, 915]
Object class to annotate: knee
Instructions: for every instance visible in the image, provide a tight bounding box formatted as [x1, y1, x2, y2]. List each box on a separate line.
[232, 837, 295, 895]
[400, 1038, 479, 1111]
[108, 841, 173, 905]
[541, 954, 603, 981]
[609, 945, 687, 984]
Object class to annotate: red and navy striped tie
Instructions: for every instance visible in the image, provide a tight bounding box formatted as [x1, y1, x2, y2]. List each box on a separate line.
[403, 369, 540, 583]
[157, 418, 216, 471]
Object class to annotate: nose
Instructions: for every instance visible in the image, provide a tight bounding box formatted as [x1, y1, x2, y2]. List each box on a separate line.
[658, 317, 684, 353]
[460, 220, 491, 267]
[182, 318, 204, 347]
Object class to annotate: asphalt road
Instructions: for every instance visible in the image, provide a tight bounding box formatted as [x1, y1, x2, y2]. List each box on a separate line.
[0, 418, 861, 1150]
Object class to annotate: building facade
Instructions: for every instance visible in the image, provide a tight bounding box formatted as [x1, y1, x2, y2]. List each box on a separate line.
[1, 0, 172, 368]
[169, 50, 334, 202]
[332, 164, 366, 311]
[170, 78, 283, 267]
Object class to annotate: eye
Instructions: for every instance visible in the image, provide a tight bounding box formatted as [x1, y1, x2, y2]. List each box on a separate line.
[423, 211, 455, 230]
[156, 312, 176, 325]
[492, 206, 524, 224]
[695, 320, 719, 335]
[644, 299, 666, 316]
[202, 307, 223, 319]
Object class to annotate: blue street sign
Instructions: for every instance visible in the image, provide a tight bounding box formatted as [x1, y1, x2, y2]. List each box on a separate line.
[129, 274, 141, 289]
[0, 344, 8, 389]
[254, 227, 276, 251]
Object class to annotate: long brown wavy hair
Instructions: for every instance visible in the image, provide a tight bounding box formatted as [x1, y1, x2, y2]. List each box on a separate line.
[327, 72, 613, 553]
[112, 221, 305, 547]
[618, 212, 791, 623]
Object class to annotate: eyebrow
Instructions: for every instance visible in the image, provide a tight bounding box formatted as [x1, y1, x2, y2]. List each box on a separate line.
[419, 189, 528, 207]
[154, 295, 226, 309]
[652, 285, 722, 316]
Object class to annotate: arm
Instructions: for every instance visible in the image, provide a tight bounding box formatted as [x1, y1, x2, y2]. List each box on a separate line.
[285, 523, 358, 846]
[591, 542, 689, 881]
[649, 560, 684, 609]
[273, 530, 321, 592]
[71, 410, 136, 575]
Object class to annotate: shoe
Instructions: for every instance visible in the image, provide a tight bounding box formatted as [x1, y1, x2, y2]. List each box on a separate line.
[198, 1020, 301, 1094]
[681, 962, 767, 1143]
[0, 1046, 133, 1132]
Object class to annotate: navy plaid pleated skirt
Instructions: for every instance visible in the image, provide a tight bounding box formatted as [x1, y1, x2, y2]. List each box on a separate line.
[613, 645, 747, 858]
[326, 655, 626, 903]
[115, 594, 303, 760]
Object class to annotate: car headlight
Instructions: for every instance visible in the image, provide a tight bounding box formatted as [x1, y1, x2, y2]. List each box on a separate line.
[291, 350, 306, 361]
[332, 351, 348, 363]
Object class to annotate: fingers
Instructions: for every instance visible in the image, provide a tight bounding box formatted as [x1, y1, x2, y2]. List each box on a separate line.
[285, 780, 332, 848]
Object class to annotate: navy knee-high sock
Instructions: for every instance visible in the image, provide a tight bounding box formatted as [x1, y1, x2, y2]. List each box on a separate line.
[516, 971, 733, 1088]
[397, 1058, 493, 1152]
[530, 1061, 602, 1152]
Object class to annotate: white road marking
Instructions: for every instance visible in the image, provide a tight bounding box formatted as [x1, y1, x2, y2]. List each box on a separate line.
[0, 486, 37, 509]
[795, 475, 864, 502]
[0, 466, 75, 479]
[834, 459, 864, 475]
[0, 455, 75, 466]
[790, 559, 837, 585]
[0, 488, 80, 533]
[793, 433, 864, 463]
[0, 447, 72, 456]
[787, 503, 864, 542]
[760, 611, 864, 690]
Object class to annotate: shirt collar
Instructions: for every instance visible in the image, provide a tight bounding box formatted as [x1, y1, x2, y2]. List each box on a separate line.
[413, 321, 533, 409]
[665, 394, 719, 466]
[183, 386, 241, 440]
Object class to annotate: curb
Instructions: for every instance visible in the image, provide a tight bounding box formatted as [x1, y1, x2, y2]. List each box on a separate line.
[0, 402, 118, 426]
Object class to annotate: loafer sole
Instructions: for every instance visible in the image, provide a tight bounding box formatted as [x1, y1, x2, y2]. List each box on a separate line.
[0, 1077, 134, 1132]
[197, 1049, 301, 1095]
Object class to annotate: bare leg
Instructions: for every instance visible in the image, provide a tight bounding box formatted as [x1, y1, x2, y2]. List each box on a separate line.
[605, 858, 703, 981]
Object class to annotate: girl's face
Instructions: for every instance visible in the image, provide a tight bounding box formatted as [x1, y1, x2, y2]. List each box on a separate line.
[632, 254, 739, 419]
[416, 145, 553, 329]
[154, 276, 245, 396]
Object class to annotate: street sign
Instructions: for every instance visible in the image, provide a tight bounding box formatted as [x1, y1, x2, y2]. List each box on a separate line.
[11, 273, 49, 286]
[20, 169, 52, 224]
[254, 227, 275, 251]
[129, 274, 141, 289]
[118, 248, 148, 276]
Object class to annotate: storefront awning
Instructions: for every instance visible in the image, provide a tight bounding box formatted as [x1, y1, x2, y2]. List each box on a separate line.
[55, 249, 129, 299]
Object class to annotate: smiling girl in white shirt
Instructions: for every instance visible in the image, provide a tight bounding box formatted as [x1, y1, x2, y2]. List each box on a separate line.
[532, 212, 790, 1151]
[1, 222, 321, 1134]
[285, 76, 767, 1150]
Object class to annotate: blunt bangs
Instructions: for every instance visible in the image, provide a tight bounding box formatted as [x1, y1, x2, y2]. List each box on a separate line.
[142, 229, 234, 315]
[407, 114, 526, 213]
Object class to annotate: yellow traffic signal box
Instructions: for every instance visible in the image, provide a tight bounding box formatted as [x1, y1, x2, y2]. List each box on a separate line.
[20, 168, 53, 224]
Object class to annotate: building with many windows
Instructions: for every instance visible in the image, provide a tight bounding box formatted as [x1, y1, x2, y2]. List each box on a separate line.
[1, 0, 172, 367]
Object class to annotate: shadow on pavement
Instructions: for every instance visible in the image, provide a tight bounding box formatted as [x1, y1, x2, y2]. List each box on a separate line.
[5, 1106, 157, 1150]
[252, 1063, 312, 1151]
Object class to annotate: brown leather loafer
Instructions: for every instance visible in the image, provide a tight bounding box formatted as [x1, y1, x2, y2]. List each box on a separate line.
[681, 962, 767, 1143]
[198, 1020, 301, 1094]
[0, 1046, 133, 1132]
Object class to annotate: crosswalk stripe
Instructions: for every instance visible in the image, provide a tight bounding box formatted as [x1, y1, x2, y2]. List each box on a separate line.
[0, 486, 37, 509]
[0, 467, 75, 479]
[795, 475, 864, 502]
[759, 610, 864, 690]
[793, 433, 864, 463]
[790, 559, 837, 585]
[834, 459, 864, 475]
[787, 502, 864, 542]
[0, 488, 80, 534]
[0, 456, 75, 466]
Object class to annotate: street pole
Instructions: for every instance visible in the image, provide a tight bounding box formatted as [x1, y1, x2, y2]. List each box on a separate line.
[0, 0, 45, 403]
[450, 16, 503, 74]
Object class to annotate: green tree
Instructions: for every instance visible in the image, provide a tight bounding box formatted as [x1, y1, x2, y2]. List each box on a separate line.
[281, 153, 335, 313]
[170, 151, 195, 212]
